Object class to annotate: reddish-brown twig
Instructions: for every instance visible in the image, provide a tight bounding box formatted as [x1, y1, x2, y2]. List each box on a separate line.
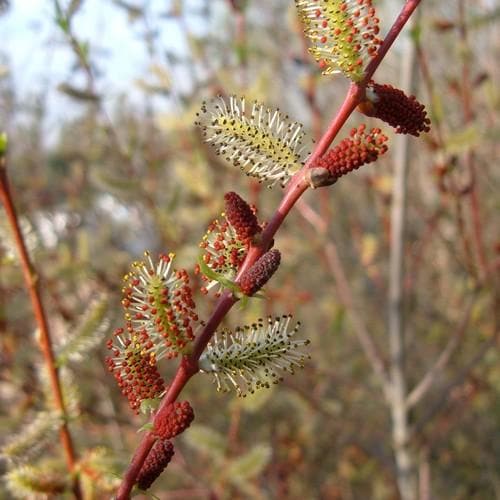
[116, 2, 423, 497]
[0, 153, 82, 499]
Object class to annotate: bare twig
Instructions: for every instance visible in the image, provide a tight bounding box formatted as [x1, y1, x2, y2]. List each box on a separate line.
[457, 0, 489, 282]
[406, 297, 475, 409]
[0, 149, 82, 499]
[387, 9, 420, 498]
[323, 238, 390, 395]
[411, 329, 499, 440]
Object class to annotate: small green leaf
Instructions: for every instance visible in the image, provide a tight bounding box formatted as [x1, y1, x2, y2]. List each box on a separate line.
[56, 15, 69, 33]
[235, 43, 248, 65]
[137, 423, 154, 433]
[57, 83, 100, 102]
[197, 256, 240, 294]
[77, 40, 90, 64]
[0, 132, 7, 154]
[67, 0, 84, 19]
[54, 0, 70, 32]
[410, 24, 422, 43]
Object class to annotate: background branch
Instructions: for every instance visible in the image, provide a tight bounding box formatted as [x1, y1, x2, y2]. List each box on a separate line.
[0, 149, 82, 499]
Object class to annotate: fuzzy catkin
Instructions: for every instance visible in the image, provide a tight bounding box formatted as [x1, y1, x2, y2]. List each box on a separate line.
[224, 191, 261, 241]
[154, 401, 194, 440]
[360, 82, 431, 136]
[239, 249, 281, 296]
[136, 439, 175, 491]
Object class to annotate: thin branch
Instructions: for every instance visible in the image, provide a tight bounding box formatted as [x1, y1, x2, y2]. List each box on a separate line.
[411, 328, 499, 440]
[363, 0, 423, 84]
[0, 152, 82, 499]
[115, 2, 424, 496]
[294, 198, 390, 395]
[406, 297, 475, 409]
[457, 0, 489, 282]
[387, 8, 420, 498]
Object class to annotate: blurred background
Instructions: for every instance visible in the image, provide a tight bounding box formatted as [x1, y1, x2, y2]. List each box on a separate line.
[0, 0, 499, 498]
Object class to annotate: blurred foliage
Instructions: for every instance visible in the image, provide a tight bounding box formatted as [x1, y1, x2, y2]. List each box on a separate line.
[0, 0, 499, 498]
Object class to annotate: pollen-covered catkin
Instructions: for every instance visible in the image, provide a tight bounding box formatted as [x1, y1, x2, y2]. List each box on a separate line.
[224, 191, 261, 242]
[136, 439, 175, 491]
[359, 82, 431, 136]
[154, 401, 194, 440]
[239, 249, 281, 296]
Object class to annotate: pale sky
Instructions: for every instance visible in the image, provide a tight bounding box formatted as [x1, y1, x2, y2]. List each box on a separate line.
[0, 0, 204, 138]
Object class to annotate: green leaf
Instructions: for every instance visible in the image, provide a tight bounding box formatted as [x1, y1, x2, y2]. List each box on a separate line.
[330, 306, 345, 335]
[197, 255, 240, 294]
[183, 424, 226, 460]
[78, 40, 90, 63]
[137, 422, 154, 433]
[235, 43, 248, 65]
[410, 24, 422, 44]
[0, 132, 7, 154]
[54, 0, 70, 32]
[430, 91, 444, 125]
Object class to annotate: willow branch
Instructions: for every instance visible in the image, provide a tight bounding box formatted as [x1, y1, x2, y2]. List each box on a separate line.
[0, 152, 82, 499]
[115, 1, 424, 496]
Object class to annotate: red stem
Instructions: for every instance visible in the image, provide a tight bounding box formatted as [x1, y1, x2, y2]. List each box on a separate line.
[364, 0, 423, 83]
[115, 2, 422, 497]
[0, 158, 82, 499]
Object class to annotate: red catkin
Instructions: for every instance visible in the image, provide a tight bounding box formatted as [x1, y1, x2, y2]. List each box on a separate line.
[224, 191, 261, 242]
[136, 439, 175, 490]
[359, 81, 431, 136]
[239, 249, 281, 296]
[105, 327, 165, 414]
[312, 125, 388, 183]
[154, 401, 195, 440]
